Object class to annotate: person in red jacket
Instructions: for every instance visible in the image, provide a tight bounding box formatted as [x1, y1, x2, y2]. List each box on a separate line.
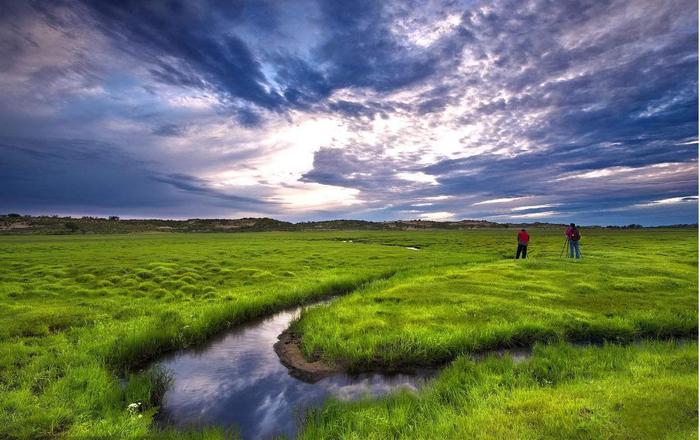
[516, 228, 529, 259]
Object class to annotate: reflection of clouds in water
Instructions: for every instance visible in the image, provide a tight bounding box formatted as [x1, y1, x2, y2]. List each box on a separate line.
[164, 349, 284, 396]
[471, 348, 531, 364]
[255, 385, 297, 437]
[321, 374, 429, 401]
[157, 303, 434, 439]
[248, 310, 300, 343]
[159, 310, 298, 421]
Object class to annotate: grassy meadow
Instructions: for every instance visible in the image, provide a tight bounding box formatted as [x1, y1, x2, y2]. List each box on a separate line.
[0, 228, 696, 439]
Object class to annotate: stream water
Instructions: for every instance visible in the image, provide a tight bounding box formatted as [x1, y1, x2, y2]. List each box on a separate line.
[154, 302, 435, 439]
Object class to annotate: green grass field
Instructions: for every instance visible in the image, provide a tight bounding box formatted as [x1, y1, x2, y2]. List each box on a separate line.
[0, 229, 696, 439]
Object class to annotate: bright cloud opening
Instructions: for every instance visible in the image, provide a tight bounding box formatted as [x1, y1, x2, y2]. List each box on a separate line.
[473, 197, 527, 206]
[396, 172, 439, 185]
[271, 183, 361, 211]
[419, 211, 456, 221]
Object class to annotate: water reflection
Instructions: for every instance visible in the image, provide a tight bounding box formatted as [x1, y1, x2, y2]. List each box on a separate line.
[155, 304, 434, 439]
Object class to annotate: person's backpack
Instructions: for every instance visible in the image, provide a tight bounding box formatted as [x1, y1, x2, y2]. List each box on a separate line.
[571, 228, 581, 241]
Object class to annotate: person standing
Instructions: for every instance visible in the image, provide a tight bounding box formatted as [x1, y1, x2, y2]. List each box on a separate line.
[516, 228, 529, 259]
[565, 223, 581, 259]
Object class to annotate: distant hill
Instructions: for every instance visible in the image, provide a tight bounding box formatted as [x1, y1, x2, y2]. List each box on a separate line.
[0, 214, 695, 234]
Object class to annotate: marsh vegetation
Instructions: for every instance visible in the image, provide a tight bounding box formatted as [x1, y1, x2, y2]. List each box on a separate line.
[0, 229, 696, 439]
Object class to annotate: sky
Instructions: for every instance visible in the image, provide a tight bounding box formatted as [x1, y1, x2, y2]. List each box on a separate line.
[0, 0, 697, 225]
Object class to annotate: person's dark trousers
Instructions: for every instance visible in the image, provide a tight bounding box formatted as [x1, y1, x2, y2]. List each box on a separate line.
[516, 244, 527, 259]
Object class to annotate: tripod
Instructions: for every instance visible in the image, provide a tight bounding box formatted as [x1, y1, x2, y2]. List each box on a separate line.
[560, 238, 583, 259]
[559, 237, 569, 258]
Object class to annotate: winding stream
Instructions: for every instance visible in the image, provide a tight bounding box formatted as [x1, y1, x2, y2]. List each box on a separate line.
[154, 301, 435, 439]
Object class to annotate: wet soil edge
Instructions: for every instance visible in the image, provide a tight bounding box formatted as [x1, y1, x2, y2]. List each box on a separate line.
[274, 329, 342, 383]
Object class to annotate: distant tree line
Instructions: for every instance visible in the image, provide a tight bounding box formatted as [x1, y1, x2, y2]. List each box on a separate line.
[0, 214, 697, 235]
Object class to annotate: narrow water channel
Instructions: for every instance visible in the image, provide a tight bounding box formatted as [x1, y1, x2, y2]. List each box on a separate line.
[155, 301, 435, 439]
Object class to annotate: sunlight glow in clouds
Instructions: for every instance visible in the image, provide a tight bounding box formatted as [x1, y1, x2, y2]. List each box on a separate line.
[507, 211, 560, 219]
[511, 204, 558, 212]
[396, 172, 439, 185]
[473, 197, 528, 206]
[419, 211, 457, 221]
[633, 196, 698, 208]
[273, 183, 361, 211]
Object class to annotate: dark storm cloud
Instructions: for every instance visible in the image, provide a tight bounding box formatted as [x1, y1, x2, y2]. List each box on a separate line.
[313, 1, 438, 92]
[0, 137, 271, 212]
[428, 149, 697, 202]
[77, 1, 284, 110]
[0, 137, 169, 209]
[233, 107, 263, 128]
[24, 0, 447, 117]
[152, 123, 186, 137]
[150, 173, 272, 205]
[301, 147, 400, 192]
[270, 54, 333, 109]
[326, 100, 397, 119]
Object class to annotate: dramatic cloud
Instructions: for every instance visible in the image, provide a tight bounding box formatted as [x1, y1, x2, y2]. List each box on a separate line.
[0, 0, 696, 224]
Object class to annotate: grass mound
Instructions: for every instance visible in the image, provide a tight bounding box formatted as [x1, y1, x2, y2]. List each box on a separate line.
[300, 341, 697, 440]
